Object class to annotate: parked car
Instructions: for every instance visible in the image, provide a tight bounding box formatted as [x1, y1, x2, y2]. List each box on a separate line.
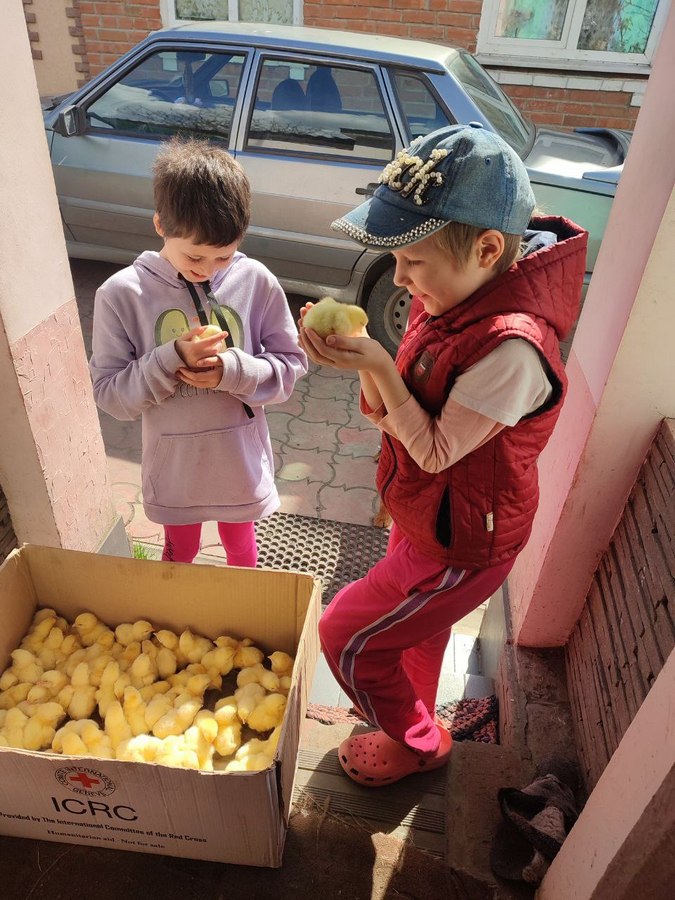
[43, 21, 629, 355]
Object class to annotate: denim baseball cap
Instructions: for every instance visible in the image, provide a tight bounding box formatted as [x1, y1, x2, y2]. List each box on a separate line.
[331, 123, 535, 248]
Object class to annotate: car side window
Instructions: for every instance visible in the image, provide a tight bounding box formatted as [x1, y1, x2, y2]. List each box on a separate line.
[390, 70, 454, 140]
[85, 50, 246, 143]
[246, 59, 395, 161]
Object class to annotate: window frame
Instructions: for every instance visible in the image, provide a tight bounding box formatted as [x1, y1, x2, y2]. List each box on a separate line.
[160, 0, 303, 27]
[241, 53, 399, 165]
[476, 0, 669, 75]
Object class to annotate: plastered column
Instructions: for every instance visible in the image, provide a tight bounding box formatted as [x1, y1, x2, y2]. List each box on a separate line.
[508, 4, 675, 646]
[0, 0, 126, 555]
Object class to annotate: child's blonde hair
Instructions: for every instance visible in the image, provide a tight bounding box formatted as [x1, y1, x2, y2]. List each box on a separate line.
[431, 221, 524, 275]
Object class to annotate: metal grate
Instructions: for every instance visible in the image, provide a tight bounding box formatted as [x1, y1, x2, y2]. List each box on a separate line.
[256, 512, 390, 604]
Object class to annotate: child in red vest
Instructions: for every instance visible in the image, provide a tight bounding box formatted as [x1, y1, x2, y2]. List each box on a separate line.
[299, 123, 587, 787]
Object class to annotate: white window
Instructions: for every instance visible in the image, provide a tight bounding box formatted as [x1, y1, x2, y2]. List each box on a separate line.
[160, 0, 302, 27]
[476, 0, 669, 74]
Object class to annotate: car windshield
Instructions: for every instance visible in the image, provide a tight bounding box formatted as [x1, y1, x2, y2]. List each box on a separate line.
[447, 51, 533, 157]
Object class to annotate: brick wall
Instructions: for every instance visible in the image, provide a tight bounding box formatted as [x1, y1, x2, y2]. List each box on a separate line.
[79, 0, 162, 78]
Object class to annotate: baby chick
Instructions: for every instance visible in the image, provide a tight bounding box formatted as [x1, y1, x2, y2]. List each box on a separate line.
[213, 697, 242, 757]
[233, 682, 266, 724]
[224, 726, 281, 772]
[232, 638, 264, 669]
[73, 612, 114, 648]
[246, 692, 287, 733]
[178, 628, 214, 665]
[116, 734, 163, 763]
[104, 699, 133, 750]
[151, 696, 202, 739]
[236, 662, 280, 693]
[22, 701, 67, 751]
[115, 620, 153, 647]
[122, 686, 150, 736]
[268, 651, 295, 677]
[302, 296, 368, 338]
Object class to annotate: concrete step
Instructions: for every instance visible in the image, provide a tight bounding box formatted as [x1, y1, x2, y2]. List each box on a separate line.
[445, 741, 537, 900]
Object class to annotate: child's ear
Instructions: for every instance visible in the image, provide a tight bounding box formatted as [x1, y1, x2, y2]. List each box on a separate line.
[153, 213, 164, 239]
[477, 230, 505, 269]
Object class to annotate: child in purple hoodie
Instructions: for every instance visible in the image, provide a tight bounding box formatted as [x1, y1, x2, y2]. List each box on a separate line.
[90, 137, 308, 565]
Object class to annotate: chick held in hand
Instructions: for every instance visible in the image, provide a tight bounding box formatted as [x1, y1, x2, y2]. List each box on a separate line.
[302, 297, 368, 338]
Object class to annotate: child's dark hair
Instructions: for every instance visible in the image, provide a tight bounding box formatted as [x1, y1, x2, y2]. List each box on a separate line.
[431, 221, 524, 275]
[153, 136, 250, 246]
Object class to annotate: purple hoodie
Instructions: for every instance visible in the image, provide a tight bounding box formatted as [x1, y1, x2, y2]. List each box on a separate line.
[90, 250, 307, 525]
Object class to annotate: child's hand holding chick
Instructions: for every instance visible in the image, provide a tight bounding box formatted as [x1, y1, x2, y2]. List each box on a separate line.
[299, 300, 390, 375]
[301, 297, 368, 339]
[175, 325, 227, 389]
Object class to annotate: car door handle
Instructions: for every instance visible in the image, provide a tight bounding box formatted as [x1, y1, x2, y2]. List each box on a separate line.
[355, 182, 379, 196]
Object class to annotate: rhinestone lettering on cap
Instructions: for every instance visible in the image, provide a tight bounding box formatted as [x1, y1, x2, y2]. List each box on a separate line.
[378, 148, 449, 206]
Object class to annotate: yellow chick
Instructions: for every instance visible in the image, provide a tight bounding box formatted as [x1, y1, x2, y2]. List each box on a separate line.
[0, 707, 30, 748]
[139, 680, 171, 703]
[73, 612, 114, 648]
[122, 686, 150, 736]
[196, 324, 227, 352]
[302, 296, 368, 338]
[22, 701, 67, 751]
[213, 697, 242, 757]
[80, 720, 115, 759]
[246, 692, 287, 733]
[104, 700, 133, 750]
[224, 726, 281, 772]
[236, 663, 280, 693]
[154, 735, 200, 770]
[233, 682, 266, 724]
[115, 620, 153, 647]
[52, 718, 95, 753]
[155, 646, 178, 680]
[117, 734, 162, 763]
[277, 675, 292, 695]
[0, 683, 32, 710]
[233, 639, 265, 669]
[144, 690, 175, 731]
[268, 651, 295, 677]
[67, 662, 97, 720]
[201, 645, 236, 682]
[180, 710, 219, 770]
[152, 696, 201, 739]
[9, 648, 43, 684]
[0, 669, 18, 692]
[128, 650, 158, 688]
[154, 630, 189, 667]
[178, 628, 214, 665]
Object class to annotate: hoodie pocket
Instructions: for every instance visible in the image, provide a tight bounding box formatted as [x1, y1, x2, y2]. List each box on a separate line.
[147, 422, 273, 509]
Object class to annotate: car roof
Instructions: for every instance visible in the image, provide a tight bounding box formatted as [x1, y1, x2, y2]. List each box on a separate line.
[147, 21, 459, 72]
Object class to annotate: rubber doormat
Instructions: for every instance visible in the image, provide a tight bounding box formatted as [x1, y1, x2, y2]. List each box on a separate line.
[256, 512, 390, 604]
[306, 695, 499, 744]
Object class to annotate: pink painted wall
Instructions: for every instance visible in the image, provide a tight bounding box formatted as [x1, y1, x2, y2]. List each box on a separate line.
[509, 4, 675, 646]
[0, 0, 121, 553]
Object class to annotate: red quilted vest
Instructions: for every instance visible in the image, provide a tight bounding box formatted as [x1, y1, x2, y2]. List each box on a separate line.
[377, 217, 587, 568]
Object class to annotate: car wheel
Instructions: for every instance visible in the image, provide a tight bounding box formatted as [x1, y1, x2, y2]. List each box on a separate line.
[366, 268, 411, 357]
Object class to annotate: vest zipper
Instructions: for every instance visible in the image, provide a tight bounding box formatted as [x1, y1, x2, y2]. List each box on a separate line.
[380, 431, 397, 503]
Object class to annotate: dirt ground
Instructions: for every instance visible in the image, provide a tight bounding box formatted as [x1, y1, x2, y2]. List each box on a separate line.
[0, 796, 468, 900]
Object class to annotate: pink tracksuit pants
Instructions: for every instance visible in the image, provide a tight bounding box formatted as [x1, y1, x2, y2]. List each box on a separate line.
[319, 523, 514, 754]
[162, 521, 257, 567]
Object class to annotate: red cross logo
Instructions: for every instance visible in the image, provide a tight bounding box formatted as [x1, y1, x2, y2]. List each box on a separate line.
[69, 772, 101, 789]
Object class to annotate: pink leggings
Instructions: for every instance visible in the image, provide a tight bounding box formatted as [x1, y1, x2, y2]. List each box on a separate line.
[162, 521, 258, 567]
[319, 523, 513, 755]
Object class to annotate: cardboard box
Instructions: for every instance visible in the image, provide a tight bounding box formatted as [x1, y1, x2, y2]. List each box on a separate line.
[0, 545, 321, 867]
